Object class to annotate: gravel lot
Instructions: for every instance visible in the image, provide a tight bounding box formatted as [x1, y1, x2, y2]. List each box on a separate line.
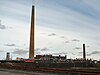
[0, 68, 65, 75]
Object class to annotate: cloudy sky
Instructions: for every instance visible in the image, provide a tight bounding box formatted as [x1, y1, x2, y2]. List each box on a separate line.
[0, 0, 100, 60]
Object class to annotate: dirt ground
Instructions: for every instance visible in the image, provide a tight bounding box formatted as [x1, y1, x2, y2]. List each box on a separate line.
[0, 68, 65, 75]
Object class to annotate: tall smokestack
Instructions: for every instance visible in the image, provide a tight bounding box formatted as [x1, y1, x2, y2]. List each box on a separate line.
[29, 6, 35, 59]
[83, 44, 86, 59]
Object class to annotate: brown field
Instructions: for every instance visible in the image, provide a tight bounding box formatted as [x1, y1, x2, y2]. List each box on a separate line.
[0, 68, 63, 75]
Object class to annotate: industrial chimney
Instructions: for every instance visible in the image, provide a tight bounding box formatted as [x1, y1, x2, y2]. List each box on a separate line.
[6, 52, 10, 60]
[29, 6, 35, 59]
[83, 44, 86, 59]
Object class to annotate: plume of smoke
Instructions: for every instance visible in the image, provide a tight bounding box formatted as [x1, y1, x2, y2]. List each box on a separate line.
[32, 0, 40, 5]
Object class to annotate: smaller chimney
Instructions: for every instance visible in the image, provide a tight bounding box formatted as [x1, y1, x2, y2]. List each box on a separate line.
[83, 44, 86, 59]
[6, 52, 10, 60]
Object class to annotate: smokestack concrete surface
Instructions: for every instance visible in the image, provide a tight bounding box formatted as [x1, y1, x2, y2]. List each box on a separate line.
[29, 6, 35, 59]
[83, 44, 86, 59]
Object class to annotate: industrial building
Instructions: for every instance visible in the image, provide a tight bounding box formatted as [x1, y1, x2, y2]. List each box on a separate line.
[0, 5, 99, 72]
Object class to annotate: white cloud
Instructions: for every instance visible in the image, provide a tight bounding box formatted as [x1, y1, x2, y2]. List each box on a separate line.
[12, 49, 28, 55]
[4, 44, 16, 47]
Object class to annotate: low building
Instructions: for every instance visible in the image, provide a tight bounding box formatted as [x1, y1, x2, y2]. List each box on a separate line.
[35, 55, 67, 63]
